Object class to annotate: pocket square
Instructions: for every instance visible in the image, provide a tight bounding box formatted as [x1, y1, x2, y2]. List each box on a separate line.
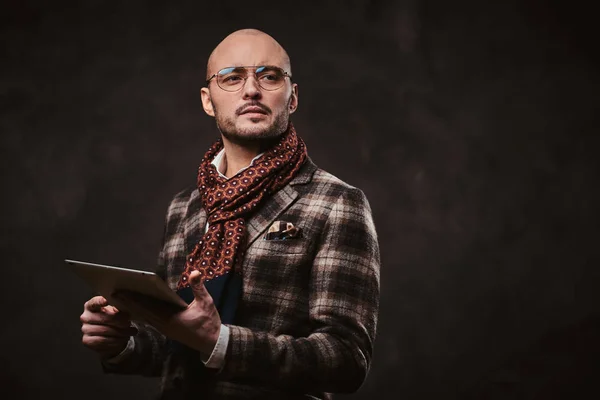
[263, 220, 301, 240]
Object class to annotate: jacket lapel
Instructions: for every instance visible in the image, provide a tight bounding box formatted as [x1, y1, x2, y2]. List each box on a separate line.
[244, 158, 317, 248]
[182, 189, 207, 258]
[245, 185, 298, 248]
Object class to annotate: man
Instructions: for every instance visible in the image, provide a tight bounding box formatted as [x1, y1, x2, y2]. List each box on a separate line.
[80, 29, 380, 399]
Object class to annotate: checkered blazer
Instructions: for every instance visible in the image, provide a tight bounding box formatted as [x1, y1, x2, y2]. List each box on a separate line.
[104, 158, 380, 399]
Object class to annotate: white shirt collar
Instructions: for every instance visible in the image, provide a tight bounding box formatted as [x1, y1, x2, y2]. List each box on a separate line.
[211, 148, 264, 179]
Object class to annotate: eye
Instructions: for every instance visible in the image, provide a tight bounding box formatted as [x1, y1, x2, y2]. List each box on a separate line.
[259, 73, 278, 81]
[222, 74, 243, 83]
[257, 67, 283, 82]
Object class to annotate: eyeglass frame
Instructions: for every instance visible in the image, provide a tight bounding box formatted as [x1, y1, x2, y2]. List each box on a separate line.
[206, 65, 293, 92]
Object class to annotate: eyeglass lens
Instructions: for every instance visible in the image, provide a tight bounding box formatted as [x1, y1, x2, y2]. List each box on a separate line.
[217, 66, 286, 91]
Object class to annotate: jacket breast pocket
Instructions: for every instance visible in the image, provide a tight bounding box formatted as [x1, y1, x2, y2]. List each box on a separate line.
[250, 238, 313, 256]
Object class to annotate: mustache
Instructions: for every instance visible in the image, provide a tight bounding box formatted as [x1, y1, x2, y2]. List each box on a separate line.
[236, 102, 271, 115]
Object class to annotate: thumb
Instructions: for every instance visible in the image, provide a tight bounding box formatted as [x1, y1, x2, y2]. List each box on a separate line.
[86, 296, 108, 312]
[190, 271, 208, 299]
[103, 305, 120, 314]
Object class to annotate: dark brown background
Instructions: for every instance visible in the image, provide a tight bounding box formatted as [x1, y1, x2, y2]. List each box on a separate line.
[1, 0, 599, 399]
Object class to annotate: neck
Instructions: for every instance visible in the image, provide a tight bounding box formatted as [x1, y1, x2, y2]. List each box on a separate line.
[219, 137, 280, 178]
[219, 124, 289, 178]
[223, 138, 260, 178]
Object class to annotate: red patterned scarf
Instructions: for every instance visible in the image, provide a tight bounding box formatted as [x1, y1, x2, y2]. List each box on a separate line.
[177, 123, 307, 290]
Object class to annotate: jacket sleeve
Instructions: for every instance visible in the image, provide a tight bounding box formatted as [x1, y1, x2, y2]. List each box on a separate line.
[101, 321, 168, 376]
[219, 187, 381, 393]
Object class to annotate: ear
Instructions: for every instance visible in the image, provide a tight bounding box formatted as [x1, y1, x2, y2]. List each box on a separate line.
[288, 83, 299, 114]
[200, 87, 215, 117]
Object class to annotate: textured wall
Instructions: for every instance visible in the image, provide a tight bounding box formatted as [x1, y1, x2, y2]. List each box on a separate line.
[1, 0, 598, 399]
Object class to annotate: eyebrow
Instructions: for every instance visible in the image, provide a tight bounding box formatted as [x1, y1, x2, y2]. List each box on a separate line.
[207, 64, 289, 81]
[220, 64, 282, 69]
[217, 65, 285, 74]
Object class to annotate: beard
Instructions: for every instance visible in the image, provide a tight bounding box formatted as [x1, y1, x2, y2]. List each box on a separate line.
[212, 97, 292, 146]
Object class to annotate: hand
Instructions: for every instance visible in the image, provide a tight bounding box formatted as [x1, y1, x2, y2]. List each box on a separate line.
[80, 296, 137, 360]
[114, 270, 221, 357]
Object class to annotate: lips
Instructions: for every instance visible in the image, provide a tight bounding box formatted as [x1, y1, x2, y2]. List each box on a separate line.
[238, 105, 268, 115]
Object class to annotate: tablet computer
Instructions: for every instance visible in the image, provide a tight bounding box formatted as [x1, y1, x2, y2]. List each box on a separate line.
[65, 259, 188, 311]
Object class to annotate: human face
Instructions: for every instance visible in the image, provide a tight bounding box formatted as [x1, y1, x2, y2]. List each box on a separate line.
[200, 34, 298, 144]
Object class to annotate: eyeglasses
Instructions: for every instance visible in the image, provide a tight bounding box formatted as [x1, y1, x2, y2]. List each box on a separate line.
[206, 65, 292, 92]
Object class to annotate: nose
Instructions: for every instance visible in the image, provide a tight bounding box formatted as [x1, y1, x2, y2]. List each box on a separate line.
[241, 74, 262, 100]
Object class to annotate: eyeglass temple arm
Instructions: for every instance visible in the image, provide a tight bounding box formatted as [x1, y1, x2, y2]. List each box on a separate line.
[206, 74, 217, 85]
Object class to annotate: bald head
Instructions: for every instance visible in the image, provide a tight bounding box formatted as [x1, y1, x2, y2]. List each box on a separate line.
[206, 29, 291, 80]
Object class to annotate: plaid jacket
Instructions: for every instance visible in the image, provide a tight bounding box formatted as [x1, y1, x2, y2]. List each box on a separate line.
[104, 158, 380, 399]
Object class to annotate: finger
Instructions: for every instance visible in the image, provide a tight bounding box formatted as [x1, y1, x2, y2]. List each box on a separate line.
[190, 270, 203, 287]
[82, 323, 138, 338]
[84, 296, 107, 312]
[101, 305, 132, 323]
[82, 335, 128, 353]
[80, 310, 132, 328]
[190, 271, 210, 300]
[103, 305, 119, 314]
